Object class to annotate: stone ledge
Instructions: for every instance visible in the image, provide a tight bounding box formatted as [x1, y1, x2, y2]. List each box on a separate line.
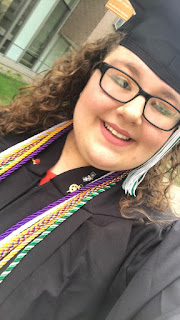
[0, 54, 36, 83]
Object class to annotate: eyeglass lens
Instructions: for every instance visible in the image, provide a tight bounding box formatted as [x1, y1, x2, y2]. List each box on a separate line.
[100, 67, 180, 130]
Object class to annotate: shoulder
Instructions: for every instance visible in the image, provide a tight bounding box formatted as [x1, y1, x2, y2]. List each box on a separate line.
[140, 200, 178, 224]
[0, 133, 28, 152]
[149, 220, 180, 312]
[0, 128, 43, 152]
[164, 219, 180, 255]
[148, 221, 180, 319]
[110, 220, 180, 320]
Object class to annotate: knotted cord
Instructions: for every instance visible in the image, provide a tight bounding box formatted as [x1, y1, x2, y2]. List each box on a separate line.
[0, 120, 129, 283]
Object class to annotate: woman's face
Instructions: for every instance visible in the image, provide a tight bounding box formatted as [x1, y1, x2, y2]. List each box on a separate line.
[71, 45, 179, 171]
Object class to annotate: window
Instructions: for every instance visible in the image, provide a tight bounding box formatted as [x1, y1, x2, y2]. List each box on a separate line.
[19, 1, 69, 68]
[64, 0, 74, 7]
[36, 34, 73, 73]
[0, 0, 37, 53]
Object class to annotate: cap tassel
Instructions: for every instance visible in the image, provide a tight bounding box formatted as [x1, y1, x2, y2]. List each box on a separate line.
[122, 128, 180, 196]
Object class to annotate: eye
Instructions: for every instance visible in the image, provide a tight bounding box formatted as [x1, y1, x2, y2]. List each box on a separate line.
[110, 74, 131, 90]
[151, 101, 174, 117]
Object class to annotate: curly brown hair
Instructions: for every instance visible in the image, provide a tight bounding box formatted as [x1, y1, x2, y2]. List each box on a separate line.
[0, 32, 179, 223]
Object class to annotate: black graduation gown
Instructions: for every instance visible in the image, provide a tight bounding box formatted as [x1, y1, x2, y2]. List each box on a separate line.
[0, 131, 179, 320]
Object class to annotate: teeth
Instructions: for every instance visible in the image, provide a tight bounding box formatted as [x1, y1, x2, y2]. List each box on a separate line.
[104, 122, 130, 140]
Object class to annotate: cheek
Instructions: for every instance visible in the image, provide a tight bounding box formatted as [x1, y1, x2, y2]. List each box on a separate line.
[141, 125, 172, 152]
[75, 75, 115, 116]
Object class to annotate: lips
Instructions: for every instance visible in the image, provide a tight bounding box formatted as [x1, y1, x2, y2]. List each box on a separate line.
[100, 120, 134, 147]
[104, 122, 131, 140]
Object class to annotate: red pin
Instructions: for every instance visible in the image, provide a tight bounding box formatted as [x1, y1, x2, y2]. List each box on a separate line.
[32, 158, 40, 165]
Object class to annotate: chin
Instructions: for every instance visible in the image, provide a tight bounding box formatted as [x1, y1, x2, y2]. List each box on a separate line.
[85, 154, 125, 172]
[86, 154, 142, 172]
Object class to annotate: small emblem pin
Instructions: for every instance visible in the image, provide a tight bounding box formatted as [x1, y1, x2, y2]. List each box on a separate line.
[32, 158, 40, 165]
[82, 171, 96, 182]
[67, 184, 83, 193]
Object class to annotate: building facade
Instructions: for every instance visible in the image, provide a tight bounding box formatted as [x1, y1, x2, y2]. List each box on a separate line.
[0, 0, 117, 80]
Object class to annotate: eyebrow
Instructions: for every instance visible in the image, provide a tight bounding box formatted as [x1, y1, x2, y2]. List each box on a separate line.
[110, 60, 179, 105]
[110, 59, 141, 77]
[121, 62, 141, 78]
[158, 90, 179, 105]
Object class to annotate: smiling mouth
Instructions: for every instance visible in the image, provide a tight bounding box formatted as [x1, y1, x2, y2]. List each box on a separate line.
[104, 122, 131, 141]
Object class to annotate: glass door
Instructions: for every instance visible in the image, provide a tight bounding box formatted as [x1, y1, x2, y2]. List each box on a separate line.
[35, 34, 73, 73]
[0, 0, 37, 53]
[19, 1, 69, 68]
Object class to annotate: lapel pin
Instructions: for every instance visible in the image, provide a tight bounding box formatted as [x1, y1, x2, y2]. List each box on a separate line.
[67, 184, 83, 193]
[32, 158, 40, 165]
[82, 171, 96, 182]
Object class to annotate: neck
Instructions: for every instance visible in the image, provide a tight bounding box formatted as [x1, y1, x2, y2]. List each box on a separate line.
[50, 129, 89, 175]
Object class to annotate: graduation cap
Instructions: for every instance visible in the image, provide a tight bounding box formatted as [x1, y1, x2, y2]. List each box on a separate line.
[118, 0, 180, 93]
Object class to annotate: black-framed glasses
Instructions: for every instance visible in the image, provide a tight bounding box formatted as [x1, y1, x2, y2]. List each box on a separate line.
[97, 62, 180, 131]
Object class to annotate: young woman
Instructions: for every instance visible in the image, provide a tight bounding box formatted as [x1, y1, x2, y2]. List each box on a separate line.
[0, 0, 179, 319]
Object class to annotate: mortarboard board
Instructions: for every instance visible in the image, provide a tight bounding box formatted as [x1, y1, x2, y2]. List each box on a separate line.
[118, 0, 180, 93]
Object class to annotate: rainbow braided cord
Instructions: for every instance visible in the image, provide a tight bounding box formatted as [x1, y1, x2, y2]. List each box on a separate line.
[0, 190, 86, 263]
[0, 171, 129, 283]
[0, 120, 129, 283]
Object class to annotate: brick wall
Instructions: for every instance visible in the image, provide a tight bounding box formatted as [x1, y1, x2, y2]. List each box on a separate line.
[61, 0, 108, 45]
[88, 10, 116, 42]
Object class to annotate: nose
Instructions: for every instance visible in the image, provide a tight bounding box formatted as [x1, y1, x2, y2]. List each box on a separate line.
[116, 96, 146, 125]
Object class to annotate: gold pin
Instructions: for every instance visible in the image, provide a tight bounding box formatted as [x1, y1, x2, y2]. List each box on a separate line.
[67, 184, 83, 193]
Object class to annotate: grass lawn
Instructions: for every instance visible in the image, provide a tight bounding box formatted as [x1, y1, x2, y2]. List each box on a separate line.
[0, 72, 27, 105]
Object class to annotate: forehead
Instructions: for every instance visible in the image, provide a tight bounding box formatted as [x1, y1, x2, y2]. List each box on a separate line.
[104, 45, 180, 105]
[104, 45, 155, 72]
